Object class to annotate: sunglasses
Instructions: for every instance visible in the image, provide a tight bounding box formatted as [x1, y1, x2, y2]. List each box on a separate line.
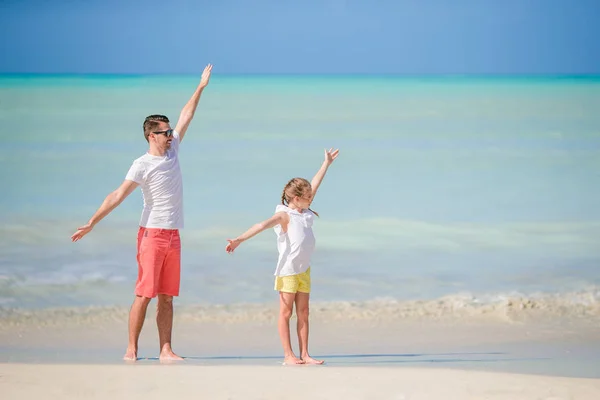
[152, 129, 174, 138]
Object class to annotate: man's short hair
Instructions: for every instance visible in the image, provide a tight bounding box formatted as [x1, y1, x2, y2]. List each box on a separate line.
[143, 115, 170, 142]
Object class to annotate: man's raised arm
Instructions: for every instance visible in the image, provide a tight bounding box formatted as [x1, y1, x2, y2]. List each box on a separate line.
[175, 64, 213, 142]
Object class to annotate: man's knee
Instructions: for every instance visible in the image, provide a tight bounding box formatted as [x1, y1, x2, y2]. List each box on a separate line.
[157, 294, 173, 305]
[135, 295, 152, 306]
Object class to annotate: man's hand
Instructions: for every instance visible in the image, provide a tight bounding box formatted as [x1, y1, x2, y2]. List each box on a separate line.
[71, 223, 94, 242]
[324, 148, 340, 166]
[199, 64, 213, 90]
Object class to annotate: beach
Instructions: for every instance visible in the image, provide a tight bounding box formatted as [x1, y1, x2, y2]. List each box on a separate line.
[1, 74, 599, 398]
[3, 364, 600, 400]
[2, 306, 600, 399]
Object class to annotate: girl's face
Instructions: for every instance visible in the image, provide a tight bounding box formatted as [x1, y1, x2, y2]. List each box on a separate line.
[294, 190, 313, 209]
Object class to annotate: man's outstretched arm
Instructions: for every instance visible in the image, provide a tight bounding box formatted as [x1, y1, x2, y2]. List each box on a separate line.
[175, 64, 213, 142]
[71, 179, 139, 242]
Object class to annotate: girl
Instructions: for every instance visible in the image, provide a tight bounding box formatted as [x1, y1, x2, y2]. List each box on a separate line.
[225, 148, 339, 365]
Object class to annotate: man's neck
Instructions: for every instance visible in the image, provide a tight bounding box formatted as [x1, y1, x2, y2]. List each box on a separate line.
[148, 146, 166, 157]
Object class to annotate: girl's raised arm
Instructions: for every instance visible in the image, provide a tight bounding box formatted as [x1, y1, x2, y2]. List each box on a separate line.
[310, 148, 339, 201]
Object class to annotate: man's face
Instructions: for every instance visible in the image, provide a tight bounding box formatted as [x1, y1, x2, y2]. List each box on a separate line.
[150, 121, 173, 149]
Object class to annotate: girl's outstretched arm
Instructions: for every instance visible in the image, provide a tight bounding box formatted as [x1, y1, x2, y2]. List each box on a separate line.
[225, 211, 289, 253]
[310, 148, 339, 200]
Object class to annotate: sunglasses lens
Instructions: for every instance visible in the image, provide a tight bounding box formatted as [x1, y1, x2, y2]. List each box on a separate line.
[152, 129, 173, 137]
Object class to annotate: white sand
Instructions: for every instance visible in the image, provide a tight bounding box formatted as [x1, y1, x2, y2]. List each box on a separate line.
[2, 363, 599, 400]
[2, 306, 600, 399]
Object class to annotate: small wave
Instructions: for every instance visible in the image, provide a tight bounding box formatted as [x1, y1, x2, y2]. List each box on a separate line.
[1, 288, 598, 329]
[3, 218, 600, 253]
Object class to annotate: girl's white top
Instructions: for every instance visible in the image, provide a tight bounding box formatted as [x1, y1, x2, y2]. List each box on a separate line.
[273, 204, 316, 277]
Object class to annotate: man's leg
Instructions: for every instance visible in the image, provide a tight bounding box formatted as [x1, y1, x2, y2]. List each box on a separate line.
[130, 226, 166, 360]
[157, 231, 182, 361]
[124, 295, 152, 360]
[157, 294, 183, 360]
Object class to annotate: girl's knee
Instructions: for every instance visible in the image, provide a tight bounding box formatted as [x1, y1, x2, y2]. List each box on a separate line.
[279, 308, 293, 320]
[296, 307, 309, 321]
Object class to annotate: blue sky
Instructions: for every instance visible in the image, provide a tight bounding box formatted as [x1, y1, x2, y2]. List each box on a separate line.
[1, 0, 599, 74]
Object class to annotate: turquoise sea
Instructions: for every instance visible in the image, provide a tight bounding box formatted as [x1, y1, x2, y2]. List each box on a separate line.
[1, 74, 599, 315]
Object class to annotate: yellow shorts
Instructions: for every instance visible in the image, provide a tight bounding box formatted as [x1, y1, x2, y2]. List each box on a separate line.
[274, 267, 311, 294]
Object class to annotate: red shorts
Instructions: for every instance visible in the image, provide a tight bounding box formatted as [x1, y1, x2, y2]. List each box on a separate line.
[135, 227, 181, 298]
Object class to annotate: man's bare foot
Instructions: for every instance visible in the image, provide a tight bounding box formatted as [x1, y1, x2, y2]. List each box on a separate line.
[123, 348, 137, 361]
[159, 350, 184, 361]
[283, 355, 305, 365]
[302, 355, 324, 365]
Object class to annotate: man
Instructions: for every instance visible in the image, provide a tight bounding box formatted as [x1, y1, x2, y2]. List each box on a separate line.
[71, 64, 213, 361]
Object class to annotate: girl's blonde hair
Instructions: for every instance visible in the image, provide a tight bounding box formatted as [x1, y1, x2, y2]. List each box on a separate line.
[281, 177, 319, 217]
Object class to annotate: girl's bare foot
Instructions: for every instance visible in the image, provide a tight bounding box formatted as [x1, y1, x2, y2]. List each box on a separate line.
[302, 355, 324, 365]
[123, 348, 137, 361]
[283, 355, 305, 365]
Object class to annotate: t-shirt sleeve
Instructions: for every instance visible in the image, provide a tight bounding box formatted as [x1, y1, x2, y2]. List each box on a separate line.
[171, 130, 181, 153]
[125, 160, 145, 184]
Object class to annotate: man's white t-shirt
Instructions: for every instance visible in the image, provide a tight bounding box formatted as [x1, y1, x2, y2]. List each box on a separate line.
[125, 130, 183, 229]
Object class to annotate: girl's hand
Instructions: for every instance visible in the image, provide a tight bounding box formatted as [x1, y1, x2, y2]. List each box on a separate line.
[225, 239, 241, 253]
[324, 148, 340, 165]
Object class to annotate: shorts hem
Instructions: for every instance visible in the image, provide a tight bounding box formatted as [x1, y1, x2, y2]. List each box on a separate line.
[134, 290, 179, 298]
[158, 291, 179, 297]
[275, 288, 310, 294]
[277, 289, 296, 294]
[135, 291, 157, 299]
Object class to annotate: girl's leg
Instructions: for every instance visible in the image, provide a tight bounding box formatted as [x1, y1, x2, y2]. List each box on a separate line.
[278, 291, 304, 364]
[295, 292, 324, 364]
